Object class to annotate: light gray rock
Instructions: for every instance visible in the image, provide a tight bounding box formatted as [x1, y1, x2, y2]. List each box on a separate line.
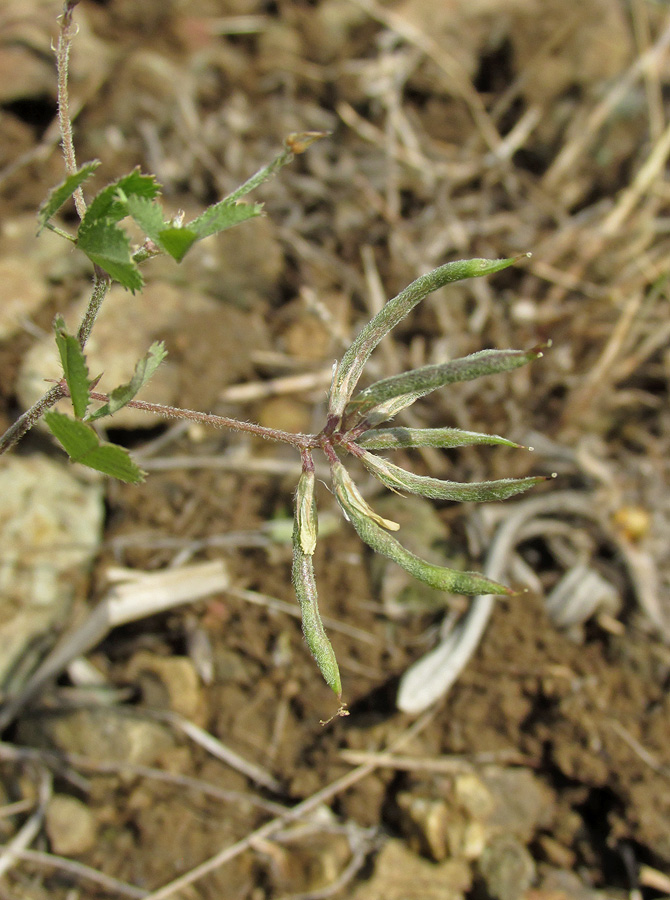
[0, 456, 104, 688]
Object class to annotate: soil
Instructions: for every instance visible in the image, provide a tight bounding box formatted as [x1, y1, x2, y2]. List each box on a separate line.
[1, 0, 670, 898]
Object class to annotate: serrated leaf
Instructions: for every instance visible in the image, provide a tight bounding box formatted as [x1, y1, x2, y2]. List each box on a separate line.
[348, 345, 546, 425]
[37, 160, 101, 233]
[76, 219, 143, 292]
[44, 411, 145, 483]
[329, 256, 525, 421]
[360, 450, 546, 502]
[355, 426, 524, 451]
[83, 169, 162, 227]
[53, 315, 90, 418]
[125, 194, 167, 244]
[88, 341, 167, 421]
[154, 226, 199, 262]
[188, 199, 262, 242]
[331, 460, 510, 597]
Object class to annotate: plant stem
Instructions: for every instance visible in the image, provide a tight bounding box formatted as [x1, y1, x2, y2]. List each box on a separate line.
[0, 384, 66, 455]
[45, 222, 75, 242]
[85, 390, 318, 448]
[77, 271, 111, 348]
[56, 0, 85, 219]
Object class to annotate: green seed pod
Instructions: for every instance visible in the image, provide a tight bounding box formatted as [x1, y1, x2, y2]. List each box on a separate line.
[328, 256, 524, 420]
[295, 470, 318, 555]
[355, 426, 525, 451]
[360, 450, 547, 502]
[347, 344, 546, 425]
[331, 459, 510, 597]
[292, 519, 341, 698]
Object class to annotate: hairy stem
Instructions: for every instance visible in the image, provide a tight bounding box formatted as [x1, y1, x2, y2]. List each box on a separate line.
[56, 0, 85, 219]
[84, 390, 318, 448]
[0, 384, 66, 455]
[77, 271, 111, 348]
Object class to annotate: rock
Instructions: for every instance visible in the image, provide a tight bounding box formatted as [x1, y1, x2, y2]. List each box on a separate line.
[478, 834, 536, 900]
[262, 828, 353, 896]
[16, 706, 174, 767]
[394, 768, 554, 865]
[124, 650, 206, 724]
[0, 456, 104, 687]
[0, 258, 50, 342]
[45, 794, 97, 856]
[350, 839, 471, 900]
[481, 768, 555, 843]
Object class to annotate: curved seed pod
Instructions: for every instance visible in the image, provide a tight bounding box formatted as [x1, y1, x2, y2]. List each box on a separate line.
[292, 505, 341, 698]
[355, 426, 525, 451]
[328, 256, 524, 421]
[295, 470, 318, 555]
[360, 450, 549, 502]
[347, 345, 547, 425]
[331, 460, 510, 597]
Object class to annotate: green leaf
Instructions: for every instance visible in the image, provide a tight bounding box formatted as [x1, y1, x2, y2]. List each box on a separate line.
[348, 344, 547, 425]
[125, 194, 167, 244]
[37, 160, 100, 233]
[53, 316, 90, 419]
[188, 200, 262, 241]
[355, 426, 525, 451]
[360, 450, 548, 502]
[44, 411, 145, 483]
[331, 460, 510, 597]
[83, 169, 161, 227]
[76, 219, 143, 292]
[329, 255, 526, 421]
[154, 226, 199, 263]
[87, 342, 167, 421]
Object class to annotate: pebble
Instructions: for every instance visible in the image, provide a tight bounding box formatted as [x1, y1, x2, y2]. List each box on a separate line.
[45, 794, 98, 856]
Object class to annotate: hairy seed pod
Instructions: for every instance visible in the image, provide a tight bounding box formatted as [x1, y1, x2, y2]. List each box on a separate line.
[331, 459, 510, 597]
[292, 517, 341, 698]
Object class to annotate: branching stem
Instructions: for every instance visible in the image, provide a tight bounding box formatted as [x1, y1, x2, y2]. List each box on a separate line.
[82, 388, 319, 449]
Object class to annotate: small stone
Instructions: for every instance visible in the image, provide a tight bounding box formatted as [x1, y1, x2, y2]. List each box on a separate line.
[17, 707, 174, 767]
[478, 834, 536, 900]
[483, 768, 555, 843]
[125, 651, 206, 723]
[350, 839, 471, 900]
[45, 794, 97, 856]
